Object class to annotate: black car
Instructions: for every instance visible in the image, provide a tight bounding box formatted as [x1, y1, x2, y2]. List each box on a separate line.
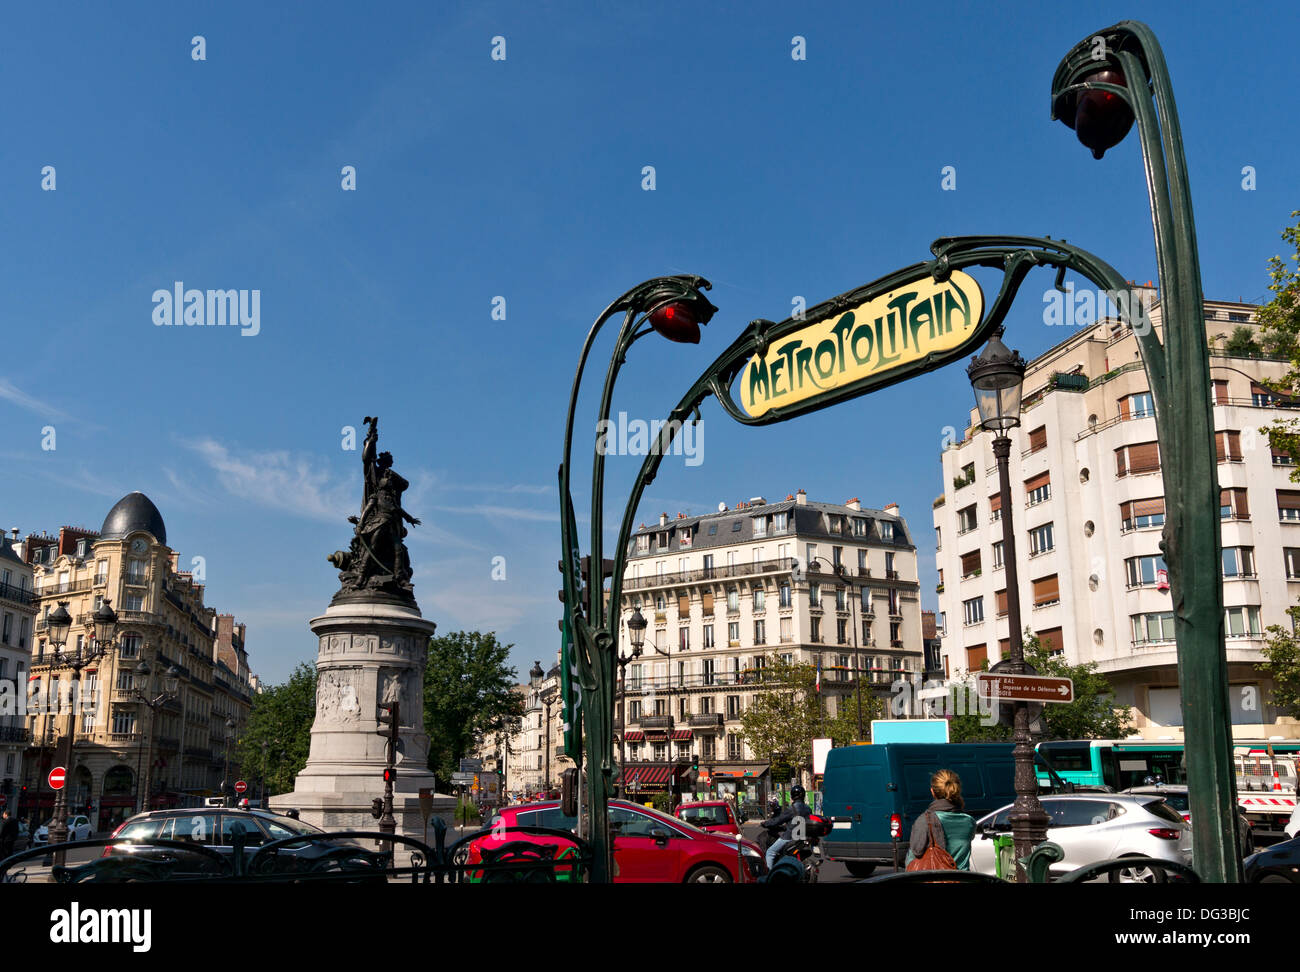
[1243, 834, 1300, 883]
[103, 807, 386, 878]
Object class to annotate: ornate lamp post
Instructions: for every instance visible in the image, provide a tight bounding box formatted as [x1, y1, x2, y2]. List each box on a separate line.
[618, 609, 646, 796]
[809, 558, 865, 739]
[540, 687, 559, 793]
[559, 274, 717, 881]
[1051, 20, 1238, 882]
[44, 599, 118, 852]
[133, 660, 180, 813]
[967, 330, 1048, 882]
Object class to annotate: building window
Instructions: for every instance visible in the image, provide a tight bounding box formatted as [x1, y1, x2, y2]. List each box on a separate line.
[1279, 490, 1300, 521]
[727, 734, 742, 759]
[934, 527, 942, 551]
[1222, 546, 1255, 579]
[1224, 606, 1262, 638]
[111, 709, 137, 735]
[126, 560, 147, 585]
[809, 582, 821, 604]
[1027, 425, 1047, 454]
[753, 516, 767, 538]
[1125, 554, 1168, 588]
[1025, 473, 1051, 506]
[837, 618, 847, 643]
[1122, 497, 1166, 531]
[679, 627, 690, 650]
[992, 541, 1004, 569]
[727, 622, 739, 646]
[1119, 391, 1155, 419]
[1223, 488, 1251, 520]
[1028, 523, 1055, 556]
[726, 696, 741, 718]
[124, 594, 144, 612]
[960, 550, 982, 579]
[753, 588, 765, 612]
[779, 584, 792, 608]
[630, 700, 641, 720]
[853, 518, 867, 537]
[773, 512, 788, 532]
[957, 505, 978, 534]
[962, 597, 984, 626]
[810, 617, 821, 643]
[1132, 612, 1176, 644]
[878, 521, 895, 541]
[1031, 574, 1060, 608]
[754, 620, 766, 644]
[780, 617, 792, 642]
[1285, 548, 1300, 580]
[1215, 431, 1244, 463]
[1116, 441, 1160, 477]
[703, 625, 714, 649]
[835, 587, 846, 610]
[727, 589, 739, 613]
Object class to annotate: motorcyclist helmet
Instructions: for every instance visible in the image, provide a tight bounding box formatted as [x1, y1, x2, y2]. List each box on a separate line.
[790, 784, 806, 801]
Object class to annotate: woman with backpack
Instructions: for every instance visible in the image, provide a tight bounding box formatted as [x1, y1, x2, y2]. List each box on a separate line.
[904, 768, 975, 871]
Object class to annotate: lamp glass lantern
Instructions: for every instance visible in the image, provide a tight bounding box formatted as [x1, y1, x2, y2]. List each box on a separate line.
[92, 598, 119, 647]
[162, 665, 181, 696]
[134, 659, 152, 690]
[47, 601, 73, 649]
[529, 660, 544, 691]
[967, 329, 1027, 433]
[626, 607, 647, 651]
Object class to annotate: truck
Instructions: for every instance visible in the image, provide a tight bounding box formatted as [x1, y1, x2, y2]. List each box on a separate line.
[819, 742, 1016, 877]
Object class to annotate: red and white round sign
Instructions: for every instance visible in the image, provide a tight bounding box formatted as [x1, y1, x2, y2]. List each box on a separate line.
[48, 766, 66, 790]
[234, 780, 247, 794]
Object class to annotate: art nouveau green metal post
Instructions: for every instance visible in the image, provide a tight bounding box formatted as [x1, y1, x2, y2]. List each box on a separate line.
[1052, 20, 1239, 883]
[559, 276, 717, 882]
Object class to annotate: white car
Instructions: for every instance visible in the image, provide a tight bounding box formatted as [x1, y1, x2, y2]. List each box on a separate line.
[971, 794, 1192, 882]
[1285, 804, 1300, 840]
[32, 814, 93, 844]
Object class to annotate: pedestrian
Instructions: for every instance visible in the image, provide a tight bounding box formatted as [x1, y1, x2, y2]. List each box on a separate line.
[0, 809, 18, 859]
[905, 768, 975, 870]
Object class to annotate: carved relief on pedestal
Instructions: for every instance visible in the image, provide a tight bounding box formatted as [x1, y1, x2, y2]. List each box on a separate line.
[378, 666, 419, 727]
[315, 667, 362, 727]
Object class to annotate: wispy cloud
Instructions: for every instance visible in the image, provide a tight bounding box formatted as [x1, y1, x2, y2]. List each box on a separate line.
[182, 437, 353, 522]
[0, 378, 74, 422]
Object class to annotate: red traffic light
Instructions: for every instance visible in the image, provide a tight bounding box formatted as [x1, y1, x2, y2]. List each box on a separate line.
[383, 767, 396, 783]
[648, 302, 703, 344]
[1070, 67, 1134, 160]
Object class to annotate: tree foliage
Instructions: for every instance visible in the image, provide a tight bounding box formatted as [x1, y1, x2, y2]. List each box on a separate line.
[1257, 210, 1300, 477]
[946, 634, 1132, 742]
[825, 683, 885, 747]
[738, 655, 824, 778]
[424, 630, 527, 782]
[1224, 325, 1261, 357]
[236, 662, 317, 796]
[1260, 605, 1300, 720]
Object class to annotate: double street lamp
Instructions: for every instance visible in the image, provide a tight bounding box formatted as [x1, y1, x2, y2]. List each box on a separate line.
[967, 329, 1048, 882]
[43, 598, 120, 851]
[529, 662, 559, 793]
[132, 660, 180, 813]
[220, 717, 237, 807]
[616, 611, 645, 797]
[625, 605, 676, 797]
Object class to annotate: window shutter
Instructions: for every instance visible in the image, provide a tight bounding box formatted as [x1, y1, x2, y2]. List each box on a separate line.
[1278, 490, 1300, 511]
[1228, 431, 1241, 459]
[1116, 447, 1128, 477]
[998, 638, 1010, 660]
[961, 550, 982, 575]
[701, 591, 714, 615]
[1215, 431, 1227, 461]
[1024, 472, 1050, 494]
[989, 492, 1002, 513]
[1028, 426, 1047, 452]
[1037, 627, 1064, 655]
[1117, 396, 1131, 420]
[1129, 442, 1160, 473]
[1212, 380, 1229, 404]
[1133, 497, 1165, 518]
[1222, 487, 1249, 517]
[1251, 381, 1271, 397]
[1032, 574, 1060, 606]
[995, 589, 1008, 616]
[1120, 500, 1134, 522]
[678, 594, 690, 616]
[966, 644, 987, 670]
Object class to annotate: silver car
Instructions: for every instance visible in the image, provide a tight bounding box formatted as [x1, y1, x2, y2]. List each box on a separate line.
[971, 794, 1192, 882]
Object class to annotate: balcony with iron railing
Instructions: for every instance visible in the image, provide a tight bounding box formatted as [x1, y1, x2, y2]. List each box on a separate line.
[688, 713, 724, 728]
[0, 581, 34, 607]
[625, 558, 797, 591]
[0, 725, 31, 744]
[639, 714, 675, 730]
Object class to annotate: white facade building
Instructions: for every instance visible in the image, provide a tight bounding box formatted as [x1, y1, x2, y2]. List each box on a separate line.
[1, 528, 36, 801]
[934, 292, 1300, 740]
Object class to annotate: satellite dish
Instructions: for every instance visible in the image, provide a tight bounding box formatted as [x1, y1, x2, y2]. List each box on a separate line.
[717, 502, 727, 512]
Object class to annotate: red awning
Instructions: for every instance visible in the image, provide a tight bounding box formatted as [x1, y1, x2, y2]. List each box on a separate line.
[643, 729, 693, 740]
[622, 731, 646, 742]
[671, 730, 692, 741]
[615, 765, 673, 785]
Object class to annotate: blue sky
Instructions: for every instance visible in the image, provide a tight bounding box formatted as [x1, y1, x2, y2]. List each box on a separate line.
[2, 1, 1296, 685]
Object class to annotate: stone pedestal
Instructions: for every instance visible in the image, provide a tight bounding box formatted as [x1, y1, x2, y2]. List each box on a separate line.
[269, 598, 456, 847]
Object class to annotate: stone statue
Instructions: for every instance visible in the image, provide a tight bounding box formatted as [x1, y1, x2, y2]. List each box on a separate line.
[328, 416, 422, 604]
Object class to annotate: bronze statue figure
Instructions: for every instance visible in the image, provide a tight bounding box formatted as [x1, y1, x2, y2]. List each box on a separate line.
[328, 416, 421, 604]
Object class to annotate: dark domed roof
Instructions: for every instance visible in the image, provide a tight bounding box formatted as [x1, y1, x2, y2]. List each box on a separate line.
[100, 492, 167, 545]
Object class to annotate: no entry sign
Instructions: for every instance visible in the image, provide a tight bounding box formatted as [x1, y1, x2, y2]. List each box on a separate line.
[234, 780, 247, 794]
[976, 673, 1074, 704]
[48, 766, 67, 790]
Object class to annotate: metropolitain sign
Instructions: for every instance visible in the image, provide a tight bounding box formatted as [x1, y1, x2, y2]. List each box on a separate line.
[739, 271, 984, 418]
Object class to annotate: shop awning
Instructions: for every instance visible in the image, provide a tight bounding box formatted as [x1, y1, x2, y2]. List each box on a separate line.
[622, 731, 646, 742]
[615, 765, 673, 786]
[642, 728, 693, 741]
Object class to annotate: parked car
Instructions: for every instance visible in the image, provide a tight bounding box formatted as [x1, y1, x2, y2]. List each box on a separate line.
[971, 794, 1192, 882]
[102, 807, 382, 877]
[1285, 803, 1300, 840]
[820, 742, 1016, 878]
[1121, 785, 1253, 857]
[1243, 834, 1300, 883]
[473, 799, 766, 883]
[674, 800, 740, 836]
[32, 814, 93, 844]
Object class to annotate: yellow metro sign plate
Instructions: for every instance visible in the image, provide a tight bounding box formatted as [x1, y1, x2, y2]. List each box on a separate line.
[740, 270, 984, 418]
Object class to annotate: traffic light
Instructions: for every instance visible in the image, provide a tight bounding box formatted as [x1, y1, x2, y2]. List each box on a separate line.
[691, 754, 699, 772]
[370, 798, 384, 820]
[383, 767, 396, 783]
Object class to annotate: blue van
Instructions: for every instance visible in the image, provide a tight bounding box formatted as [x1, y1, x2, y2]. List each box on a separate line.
[820, 743, 1015, 877]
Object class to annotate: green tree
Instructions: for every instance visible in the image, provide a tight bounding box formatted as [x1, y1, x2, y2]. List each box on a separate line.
[1258, 211, 1300, 476]
[946, 634, 1132, 742]
[236, 662, 317, 796]
[738, 655, 823, 780]
[825, 683, 884, 747]
[1224, 324, 1261, 357]
[1260, 605, 1300, 719]
[424, 630, 527, 782]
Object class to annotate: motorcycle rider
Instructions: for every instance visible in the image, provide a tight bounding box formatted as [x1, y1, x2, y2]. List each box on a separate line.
[762, 784, 812, 870]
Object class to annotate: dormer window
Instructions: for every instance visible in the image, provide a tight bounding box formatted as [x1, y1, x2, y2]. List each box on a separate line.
[753, 517, 767, 538]
[731, 521, 742, 532]
[76, 540, 87, 559]
[879, 521, 895, 541]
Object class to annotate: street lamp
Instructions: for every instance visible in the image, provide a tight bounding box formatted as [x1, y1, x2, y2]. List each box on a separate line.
[540, 687, 559, 792]
[1051, 19, 1237, 883]
[618, 609, 647, 795]
[133, 660, 180, 813]
[559, 274, 717, 882]
[809, 558, 865, 740]
[221, 717, 236, 807]
[967, 328, 1047, 882]
[44, 598, 117, 853]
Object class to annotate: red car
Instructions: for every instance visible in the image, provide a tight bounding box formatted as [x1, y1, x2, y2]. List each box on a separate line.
[674, 800, 741, 836]
[471, 799, 765, 883]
